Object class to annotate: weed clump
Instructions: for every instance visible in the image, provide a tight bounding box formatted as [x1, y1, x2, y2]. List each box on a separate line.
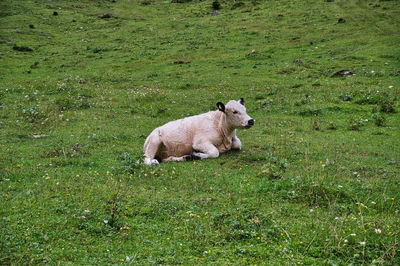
[312, 118, 321, 131]
[22, 106, 41, 122]
[298, 107, 322, 116]
[212, 0, 221, 10]
[41, 143, 88, 158]
[355, 93, 385, 105]
[348, 118, 365, 131]
[55, 95, 91, 111]
[338, 92, 353, 102]
[30, 61, 39, 69]
[371, 113, 386, 127]
[298, 182, 351, 208]
[378, 100, 395, 113]
[327, 121, 338, 130]
[13, 45, 33, 52]
[294, 94, 311, 106]
[231, 1, 245, 9]
[332, 70, 352, 77]
[259, 153, 289, 179]
[259, 99, 274, 108]
[100, 13, 113, 19]
[118, 152, 142, 174]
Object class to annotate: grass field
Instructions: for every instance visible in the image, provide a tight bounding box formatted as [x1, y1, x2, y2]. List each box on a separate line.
[1, 0, 399, 264]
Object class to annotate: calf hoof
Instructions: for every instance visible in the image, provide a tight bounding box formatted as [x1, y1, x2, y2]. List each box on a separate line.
[191, 153, 201, 160]
[184, 153, 201, 161]
[183, 154, 194, 161]
[145, 157, 159, 166]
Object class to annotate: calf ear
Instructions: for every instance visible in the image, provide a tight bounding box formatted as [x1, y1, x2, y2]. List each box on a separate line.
[239, 98, 245, 105]
[216, 102, 225, 112]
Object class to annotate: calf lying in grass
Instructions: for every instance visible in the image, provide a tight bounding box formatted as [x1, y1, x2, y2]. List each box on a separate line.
[144, 98, 254, 165]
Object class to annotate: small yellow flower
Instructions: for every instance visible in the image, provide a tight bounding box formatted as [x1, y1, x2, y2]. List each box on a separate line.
[392, 197, 395, 201]
[257, 236, 260, 239]
[107, 249, 110, 252]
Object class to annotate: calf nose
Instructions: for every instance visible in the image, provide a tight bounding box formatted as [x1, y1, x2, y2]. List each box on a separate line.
[248, 119, 254, 126]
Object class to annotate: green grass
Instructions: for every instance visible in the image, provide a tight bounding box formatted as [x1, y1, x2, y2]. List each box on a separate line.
[1, 0, 399, 264]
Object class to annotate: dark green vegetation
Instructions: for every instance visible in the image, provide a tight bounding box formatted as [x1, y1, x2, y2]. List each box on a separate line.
[1, 0, 399, 264]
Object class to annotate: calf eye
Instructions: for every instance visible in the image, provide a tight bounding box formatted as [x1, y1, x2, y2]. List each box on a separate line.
[233, 110, 238, 114]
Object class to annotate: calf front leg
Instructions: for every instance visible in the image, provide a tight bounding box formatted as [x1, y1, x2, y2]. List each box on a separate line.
[192, 142, 219, 160]
[231, 135, 242, 150]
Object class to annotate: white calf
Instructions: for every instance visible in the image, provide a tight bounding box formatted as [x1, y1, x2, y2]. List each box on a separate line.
[143, 98, 254, 165]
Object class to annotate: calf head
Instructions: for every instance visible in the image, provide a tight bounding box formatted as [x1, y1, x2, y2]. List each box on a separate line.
[217, 98, 254, 129]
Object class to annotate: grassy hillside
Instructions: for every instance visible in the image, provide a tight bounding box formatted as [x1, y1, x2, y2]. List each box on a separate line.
[1, 0, 399, 264]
